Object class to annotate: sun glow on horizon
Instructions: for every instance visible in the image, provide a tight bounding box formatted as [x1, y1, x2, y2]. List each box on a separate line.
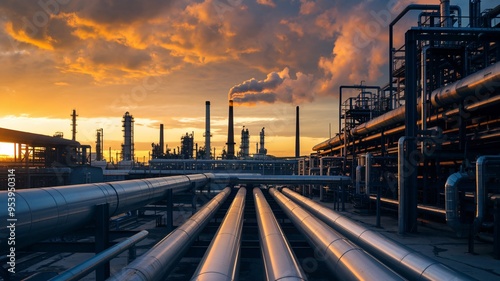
[0, 142, 15, 158]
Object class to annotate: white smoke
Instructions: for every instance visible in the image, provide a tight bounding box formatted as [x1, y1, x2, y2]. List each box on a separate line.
[229, 67, 315, 105]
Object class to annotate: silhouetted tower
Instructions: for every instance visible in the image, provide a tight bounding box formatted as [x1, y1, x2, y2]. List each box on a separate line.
[226, 100, 236, 159]
[204, 101, 212, 159]
[295, 106, 300, 158]
[239, 126, 250, 158]
[259, 127, 267, 155]
[96, 128, 103, 161]
[160, 124, 164, 155]
[71, 109, 78, 141]
[181, 132, 194, 159]
[121, 112, 134, 161]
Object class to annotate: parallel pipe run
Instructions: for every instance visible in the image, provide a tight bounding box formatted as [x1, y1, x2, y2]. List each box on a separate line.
[50, 230, 149, 281]
[313, 60, 500, 152]
[0, 174, 210, 249]
[281, 188, 476, 281]
[269, 188, 404, 281]
[108, 187, 232, 281]
[191, 187, 246, 281]
[253, 188, 307, 281]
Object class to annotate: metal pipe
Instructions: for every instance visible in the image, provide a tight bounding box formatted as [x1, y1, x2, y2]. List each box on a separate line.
[190, 187, 246, 281]
[388, 4, 461, 105]
[0, 174, 210, 249]
[440, 0, 451, 27]
[253, 188, 307, 281]
[474, 156, 500, 234]
[50, 230, 149, 281]
[108, 187, 232, 281]
[431, 61, 500, 107]
[269, 188, 404, 281]
[281, 188, 475, 281]
[368, 195, 446, 216]
[445, 172, 475, 237]
[365, 152, 372, 195]
[209, 174, 351, 186]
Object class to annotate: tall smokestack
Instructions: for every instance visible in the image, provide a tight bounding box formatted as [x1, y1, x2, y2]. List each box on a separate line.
[295, 106, 300, 158]
[71, 109, 77, 141]
[226, 100, 235, 159]
[205, 101, 211, 159]
[160, 124, 164, 155]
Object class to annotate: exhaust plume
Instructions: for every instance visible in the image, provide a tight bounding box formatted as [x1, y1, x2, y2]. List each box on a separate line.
[229, 67, 315, 105]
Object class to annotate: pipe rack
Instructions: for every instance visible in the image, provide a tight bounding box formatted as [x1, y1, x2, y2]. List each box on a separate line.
[0, 174, 210, 249]
[191, 187, 246, 281]
[108, 187, 232, 281]
[269, 188, 404, 281]
[253, 188, 307, 281]
[50, 230, 149, 281]
[281, 188, 475, 281]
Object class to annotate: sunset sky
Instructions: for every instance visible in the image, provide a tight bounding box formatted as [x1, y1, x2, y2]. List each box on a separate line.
[0, 0, 495, 160]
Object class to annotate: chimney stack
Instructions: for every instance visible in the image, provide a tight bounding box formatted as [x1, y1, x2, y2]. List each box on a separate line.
[159, 124, 164, 155]
[205, 101, 211, 159]
[295, 106, 300, 158]
[226, 100, 235, 159]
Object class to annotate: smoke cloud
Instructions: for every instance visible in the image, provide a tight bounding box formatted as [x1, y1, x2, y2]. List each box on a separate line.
[229, 67, 315, 105]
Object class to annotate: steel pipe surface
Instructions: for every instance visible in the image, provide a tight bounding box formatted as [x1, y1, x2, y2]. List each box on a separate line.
[191, 187, 246, 281]
[269, 188, 404, 281]
[445, 172, 475, 237]
[475, 156, 500, 233]
[108, 187, 232, 281]
[50, 230, 149, 281]
[253, 188, 307, 281]
[0, 174, 210, 249]
[281, 188, 475, 281]
[431, 62, 500, 107]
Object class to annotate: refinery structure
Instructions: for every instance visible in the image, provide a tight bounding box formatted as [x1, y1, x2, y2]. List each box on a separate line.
[1, 1, 500, 280]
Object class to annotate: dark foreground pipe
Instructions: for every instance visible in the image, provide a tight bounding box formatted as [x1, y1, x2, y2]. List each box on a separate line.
[191, 187, 246, 281]
[0, 174, 210, 249]
[281, 188, 476, 281]
[253, 188, 307, 281]
[50, 230, 149, 281]
[108, 187, 231, 281]
[269, 188, 404, 281]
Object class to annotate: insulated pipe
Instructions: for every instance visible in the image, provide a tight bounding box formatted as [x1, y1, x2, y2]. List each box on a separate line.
[0, 174, 210, 249]
[474, 156, 500, 234]
[269, 188, 404, 281]
[281, 188, 476, 281]
[50, 230, 149, 281]
[191, 187, 246, 281]
[444, 172, 475, 237]
[365, 152, 372, 195]
[431, 62, 500, 107]
[253, 188, 307, 281]
[108, 187, 232, 281]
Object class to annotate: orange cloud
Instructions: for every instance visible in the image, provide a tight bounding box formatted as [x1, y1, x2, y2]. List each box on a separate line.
[4, 21, 55, 50]
[257, 0, 276, 8]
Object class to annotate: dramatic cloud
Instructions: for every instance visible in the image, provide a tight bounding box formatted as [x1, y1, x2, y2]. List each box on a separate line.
[229, 67, 315, 105]
[0, 0, 483, 156]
